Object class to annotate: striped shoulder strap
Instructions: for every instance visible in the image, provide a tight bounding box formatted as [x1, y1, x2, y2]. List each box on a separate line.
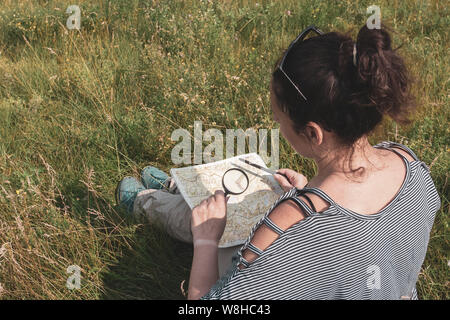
[374, 141, 420, 161]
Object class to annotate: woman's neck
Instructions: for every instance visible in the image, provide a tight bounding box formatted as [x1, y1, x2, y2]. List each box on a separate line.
[313, 136, 379, 182]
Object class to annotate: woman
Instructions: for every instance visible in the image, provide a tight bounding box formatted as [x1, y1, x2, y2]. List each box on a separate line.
[116, 24, 441, 300]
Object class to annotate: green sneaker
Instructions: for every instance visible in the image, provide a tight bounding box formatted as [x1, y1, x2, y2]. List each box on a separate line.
[140, 166, 169, 190]
[115, 176, 146, 214]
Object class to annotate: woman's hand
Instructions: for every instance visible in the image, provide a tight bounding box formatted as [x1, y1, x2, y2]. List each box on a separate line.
[274, 168, 308, 192]
[191, 190, 229, 242]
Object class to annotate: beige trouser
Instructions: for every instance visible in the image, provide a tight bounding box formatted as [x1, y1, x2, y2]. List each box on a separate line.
[133, 177, 241, 278]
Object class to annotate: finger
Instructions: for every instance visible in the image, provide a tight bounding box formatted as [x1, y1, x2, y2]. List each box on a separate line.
[277, 172, 290, 182]
[207, 192, 216, 201]
[214, 189, 225, 201]
[289, 173, 307, 189]
[276, 168, 291, 176]
[276, 169, 289, 177]
[274, 173, 290, 185]
[274, 174, 293, 192]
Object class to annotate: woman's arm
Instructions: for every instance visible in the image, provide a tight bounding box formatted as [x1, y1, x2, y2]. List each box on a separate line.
[188, 190, 228, 300]
[188, 244, 219, 300]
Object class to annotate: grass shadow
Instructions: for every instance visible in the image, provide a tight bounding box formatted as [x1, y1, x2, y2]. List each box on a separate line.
[100, 222, 193, 300]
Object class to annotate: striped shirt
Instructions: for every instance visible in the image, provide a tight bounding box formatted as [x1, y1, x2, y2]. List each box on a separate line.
[201, 141, 441, 300]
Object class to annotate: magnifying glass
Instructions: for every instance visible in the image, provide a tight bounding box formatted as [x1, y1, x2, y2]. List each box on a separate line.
[222, 168, 249, 196]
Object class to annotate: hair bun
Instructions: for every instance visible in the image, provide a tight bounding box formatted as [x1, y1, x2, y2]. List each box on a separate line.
[353, 24, 414, 122]
[356, 25, 392, 53]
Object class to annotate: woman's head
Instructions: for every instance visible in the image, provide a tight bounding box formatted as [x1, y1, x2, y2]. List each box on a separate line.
[270, 24, 415, 156]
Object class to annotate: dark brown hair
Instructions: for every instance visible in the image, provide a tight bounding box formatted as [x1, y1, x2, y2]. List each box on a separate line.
[271, 24, 416, 147]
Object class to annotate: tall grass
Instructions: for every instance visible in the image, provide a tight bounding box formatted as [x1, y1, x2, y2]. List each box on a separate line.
[0, 0, 448, 299]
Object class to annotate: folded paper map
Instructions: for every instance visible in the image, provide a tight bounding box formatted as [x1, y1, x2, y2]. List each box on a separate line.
[170, 153, 284, 248]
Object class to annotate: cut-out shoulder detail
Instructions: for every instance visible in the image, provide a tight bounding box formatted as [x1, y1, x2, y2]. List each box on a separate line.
[296, 193, 331, 213]
[239, 199, 308, 269]
[291, 194, 317, 213]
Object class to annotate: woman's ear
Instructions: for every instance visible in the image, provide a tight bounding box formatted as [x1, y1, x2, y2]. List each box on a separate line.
[304, 122, 324, 145]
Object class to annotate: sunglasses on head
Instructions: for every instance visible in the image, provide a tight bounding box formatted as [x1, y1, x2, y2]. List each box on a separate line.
[277, 25, 324, 101]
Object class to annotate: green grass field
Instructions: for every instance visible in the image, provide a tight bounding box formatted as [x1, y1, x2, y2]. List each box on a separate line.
[0, 0, 448, 299]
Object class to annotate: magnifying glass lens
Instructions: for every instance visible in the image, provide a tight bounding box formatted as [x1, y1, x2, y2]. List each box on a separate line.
[222, 169, 249, 195]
